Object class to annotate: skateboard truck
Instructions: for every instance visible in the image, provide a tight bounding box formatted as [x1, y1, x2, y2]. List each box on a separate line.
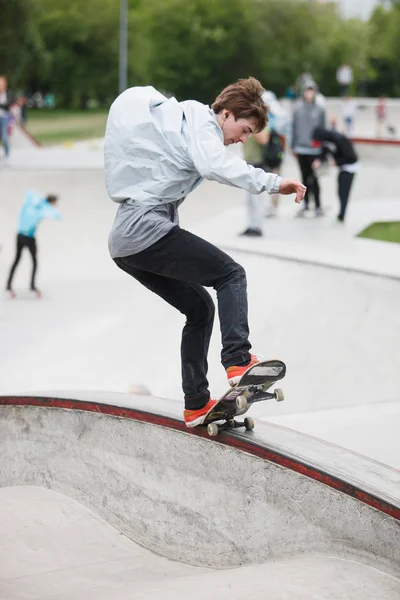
[206, 387, 285, 437]
[207, 417, 255, 437]
[201, 360, 287, 437]
[235, 387, 285, 411]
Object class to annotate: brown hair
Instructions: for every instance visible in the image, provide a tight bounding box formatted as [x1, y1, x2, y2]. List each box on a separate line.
[212, 77, 268, 133]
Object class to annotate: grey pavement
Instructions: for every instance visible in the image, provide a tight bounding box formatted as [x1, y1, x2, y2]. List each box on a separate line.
[2, 125, 104, 169]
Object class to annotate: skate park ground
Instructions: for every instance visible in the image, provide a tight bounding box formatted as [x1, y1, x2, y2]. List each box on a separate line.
[0, 100, 399, 598]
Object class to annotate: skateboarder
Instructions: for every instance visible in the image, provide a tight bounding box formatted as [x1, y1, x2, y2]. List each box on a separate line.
[6, 191, 61, 297]
[105, 77, 306, 427]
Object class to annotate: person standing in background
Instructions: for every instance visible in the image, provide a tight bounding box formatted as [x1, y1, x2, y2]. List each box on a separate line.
[240, 94, 287, 235]
[376, 96, 387, 138]
[0, 75, 14, 165]
[341, 96, 357, 136]
[295, 71, 313, 97]
[336, 64, 353, 97]
[240, 125, 269, 237]
[6, 191, 61, 298]
[262, 92, 289, 218]
[291, 82, 326, 217]
[240, 124, 284, 236]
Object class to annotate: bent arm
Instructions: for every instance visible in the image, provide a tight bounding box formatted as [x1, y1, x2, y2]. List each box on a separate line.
[188, 121, 281, 195]
[40, 204, 62, 220]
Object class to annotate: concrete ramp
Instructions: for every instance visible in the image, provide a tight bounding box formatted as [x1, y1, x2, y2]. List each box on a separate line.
[1, 487, 399, 600]
[0, 392, 399, 578]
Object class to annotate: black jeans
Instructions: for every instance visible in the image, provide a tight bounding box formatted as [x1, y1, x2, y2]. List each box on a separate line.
[338, 171, 355, 221]
[113, 226, 252, 409]
[297, 154, 321, 209]
[6, 234, 38, 290]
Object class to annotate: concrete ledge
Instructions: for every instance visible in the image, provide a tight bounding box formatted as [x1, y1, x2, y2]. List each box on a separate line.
[221, 238, 400, 281]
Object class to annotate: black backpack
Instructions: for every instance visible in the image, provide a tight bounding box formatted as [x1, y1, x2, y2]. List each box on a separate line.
[263, 129, 284, 168]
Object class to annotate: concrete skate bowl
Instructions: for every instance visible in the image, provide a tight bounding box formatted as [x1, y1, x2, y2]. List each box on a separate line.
[0, 392, 399, 585]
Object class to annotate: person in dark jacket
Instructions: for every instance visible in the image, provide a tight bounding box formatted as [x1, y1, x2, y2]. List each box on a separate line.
[312, 127, 358, 222]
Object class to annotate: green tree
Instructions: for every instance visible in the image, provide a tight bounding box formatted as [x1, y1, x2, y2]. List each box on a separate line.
[249, 0, 371, 96]
[133, 0, 258, 102]
[0, 0, 48, 90]
[8, 0, 396, 107]
[34, 0, 120, 106]
[368, 2, 400, 95]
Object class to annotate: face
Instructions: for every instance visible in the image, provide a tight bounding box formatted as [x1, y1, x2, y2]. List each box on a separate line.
[304, 88, 316, 103]
[218, 110, 257, 146]
[0, 77, 6, 92]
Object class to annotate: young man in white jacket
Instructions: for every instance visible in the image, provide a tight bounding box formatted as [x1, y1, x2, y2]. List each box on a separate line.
[105, 77, 305, 427]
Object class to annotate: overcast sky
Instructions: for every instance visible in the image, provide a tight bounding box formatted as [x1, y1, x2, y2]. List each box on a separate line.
[335, 0, 381, 20]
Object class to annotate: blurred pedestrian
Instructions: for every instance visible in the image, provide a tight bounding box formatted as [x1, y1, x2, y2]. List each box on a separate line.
[240, 125, 284, 236]
[336, 64, 353, 97]
[341, 96, 357, 136]
[6, 191, 61, 298]
[295, 71, 313, 97]
[240, 94, 288, 235]
[262, 95, 289, 217]
[240, 126, 269, 237]
[0, 75, 14, 164]
[312, 127, 358, 223]
[291, 81, 326, 217]
[284, 84, 296, 101]
[15, 93, 28, 125]
[376, 96, 387, 138]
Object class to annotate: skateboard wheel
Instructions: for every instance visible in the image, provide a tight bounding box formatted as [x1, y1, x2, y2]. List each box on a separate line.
[207, 423, 219, 437]
[244, 417, 254, 431]
[236, 395, 248, 410]
[274, 388, 285, 402]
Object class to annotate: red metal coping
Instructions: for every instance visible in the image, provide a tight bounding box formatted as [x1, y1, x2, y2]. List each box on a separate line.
[351, 137, 400, 146]
[1, 394, 399, 521]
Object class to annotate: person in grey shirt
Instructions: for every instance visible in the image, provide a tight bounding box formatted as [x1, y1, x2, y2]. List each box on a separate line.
[105, 77, 306, 427]
[291, 81, 326, 216]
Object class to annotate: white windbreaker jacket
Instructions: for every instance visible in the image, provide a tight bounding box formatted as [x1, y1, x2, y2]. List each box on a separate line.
[104, 86, 282, 207]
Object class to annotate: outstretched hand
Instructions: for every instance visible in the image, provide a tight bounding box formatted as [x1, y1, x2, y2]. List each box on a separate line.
[279, 179, 306, 204]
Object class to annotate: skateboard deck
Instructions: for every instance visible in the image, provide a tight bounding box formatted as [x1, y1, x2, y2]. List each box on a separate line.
[203, 359, 286, 436]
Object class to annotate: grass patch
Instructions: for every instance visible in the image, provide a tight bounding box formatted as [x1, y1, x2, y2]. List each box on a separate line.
[357, 221, 400, 244]
[25, 109, 108, 145]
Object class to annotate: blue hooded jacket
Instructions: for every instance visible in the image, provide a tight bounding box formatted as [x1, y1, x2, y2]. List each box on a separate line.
[18, 191, 61, 237]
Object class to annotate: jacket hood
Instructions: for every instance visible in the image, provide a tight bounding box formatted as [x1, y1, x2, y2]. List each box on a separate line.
[313, 127, 335, 142]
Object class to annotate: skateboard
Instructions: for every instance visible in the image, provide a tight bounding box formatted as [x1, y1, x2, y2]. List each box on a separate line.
[203, 359, 286, 437]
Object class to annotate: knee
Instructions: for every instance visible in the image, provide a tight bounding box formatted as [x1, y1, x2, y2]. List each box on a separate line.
[213, 260, 246, 292]
[226, 261, 247, 285]
[187, 294, 215, 326]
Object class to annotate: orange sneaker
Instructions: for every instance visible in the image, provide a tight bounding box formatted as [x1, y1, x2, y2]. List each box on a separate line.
[184, 398, 217, 428]
[226, 353, 262, 386]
